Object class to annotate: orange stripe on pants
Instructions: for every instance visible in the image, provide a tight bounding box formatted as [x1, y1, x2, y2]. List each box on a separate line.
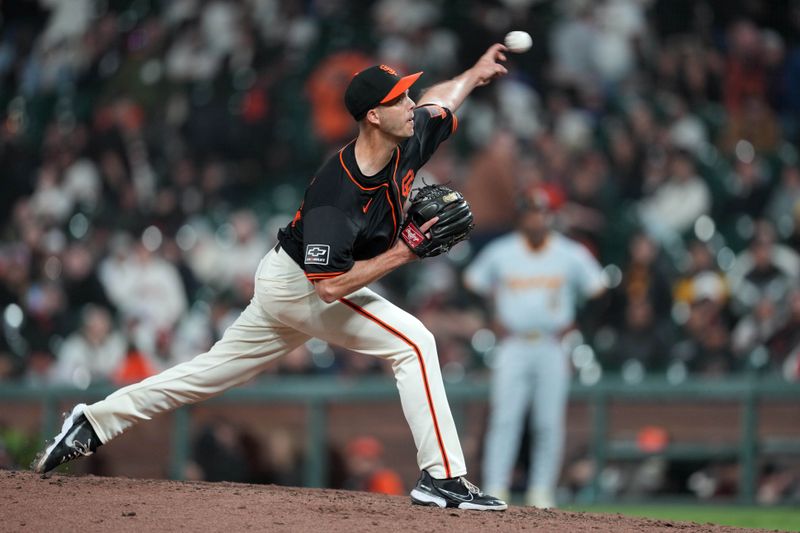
[339, 297, 452, 479]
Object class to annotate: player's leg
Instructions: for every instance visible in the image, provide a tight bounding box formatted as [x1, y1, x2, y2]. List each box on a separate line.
[83, 303, 309, 444]
[263, 284, 463, 478]
[481, 338, 533, 499]
[526, 340, 570, 508]
[34, 248, 310, 474]
[260, 275, 505, 510]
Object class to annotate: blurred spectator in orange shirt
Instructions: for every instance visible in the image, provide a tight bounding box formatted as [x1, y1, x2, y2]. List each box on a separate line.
[343, 436, 404, 495]
[723, 20, 767, 114]
[306, 51, 373, 146]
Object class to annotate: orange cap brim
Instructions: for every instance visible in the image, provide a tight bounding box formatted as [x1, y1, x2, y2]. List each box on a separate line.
[380, 72, 423, 104]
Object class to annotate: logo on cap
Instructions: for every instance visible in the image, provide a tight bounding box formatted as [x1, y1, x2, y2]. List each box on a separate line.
[344, 65, 423, 120]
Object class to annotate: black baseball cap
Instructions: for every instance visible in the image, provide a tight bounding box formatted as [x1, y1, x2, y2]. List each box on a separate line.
[344, 65, 423, 121]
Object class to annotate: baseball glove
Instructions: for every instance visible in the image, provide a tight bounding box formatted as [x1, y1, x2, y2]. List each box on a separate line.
[400, 184, 475, 257]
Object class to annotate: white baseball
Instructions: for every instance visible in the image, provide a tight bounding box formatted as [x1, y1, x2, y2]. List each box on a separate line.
[504, 30, 532, 53]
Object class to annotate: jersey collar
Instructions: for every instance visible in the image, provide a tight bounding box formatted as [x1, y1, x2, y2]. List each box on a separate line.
[342, 141, 399, 187]
[522, 232, 552, 253]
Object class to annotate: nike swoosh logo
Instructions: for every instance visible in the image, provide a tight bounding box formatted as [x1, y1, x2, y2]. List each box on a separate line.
[437, 487, 474, 502]
[362, 198, 373, 214]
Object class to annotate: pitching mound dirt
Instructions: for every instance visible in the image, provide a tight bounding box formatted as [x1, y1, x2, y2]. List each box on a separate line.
[1, 470, 764, 532]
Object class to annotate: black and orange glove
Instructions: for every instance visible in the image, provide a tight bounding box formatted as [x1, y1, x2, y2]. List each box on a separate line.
[400, 184, 475, 258]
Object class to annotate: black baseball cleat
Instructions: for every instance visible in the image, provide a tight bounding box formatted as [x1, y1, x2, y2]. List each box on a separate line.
[33, 404, 101, 476]
[410, 470, 508, 511]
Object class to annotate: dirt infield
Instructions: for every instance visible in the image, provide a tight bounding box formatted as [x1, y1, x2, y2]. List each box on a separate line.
[1, 470, 764, 532]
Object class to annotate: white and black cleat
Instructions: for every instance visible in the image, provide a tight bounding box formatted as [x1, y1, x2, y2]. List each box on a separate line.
[410, 470, 508, 511]
[33, 404, 101, 477]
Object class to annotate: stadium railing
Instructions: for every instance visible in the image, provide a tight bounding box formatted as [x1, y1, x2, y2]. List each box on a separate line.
[1, 375, 797, 504]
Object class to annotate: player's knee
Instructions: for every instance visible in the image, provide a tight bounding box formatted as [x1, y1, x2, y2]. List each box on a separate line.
[395, 324, 437, 361]
[384, 318, 437, 362]
[410, 326, 437, 355]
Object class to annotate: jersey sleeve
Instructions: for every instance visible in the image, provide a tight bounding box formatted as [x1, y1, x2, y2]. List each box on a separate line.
[570, 244, 606, 299]
[410, 104, 457, 166]
[464, 242, 501, 296]
[301, 205, 358, 280]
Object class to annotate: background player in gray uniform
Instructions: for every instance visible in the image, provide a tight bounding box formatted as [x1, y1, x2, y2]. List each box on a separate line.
[35, 44, 509, 511]
[464, 189, 606, 508]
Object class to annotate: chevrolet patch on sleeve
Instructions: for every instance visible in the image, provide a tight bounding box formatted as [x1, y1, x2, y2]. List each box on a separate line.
[304, 244, 330, 265]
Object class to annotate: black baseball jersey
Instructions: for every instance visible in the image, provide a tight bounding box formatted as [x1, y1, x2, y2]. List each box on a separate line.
[278, 104, 457, 281]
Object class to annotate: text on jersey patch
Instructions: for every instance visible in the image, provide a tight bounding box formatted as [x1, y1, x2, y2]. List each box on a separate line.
[305, 244, 330, 265]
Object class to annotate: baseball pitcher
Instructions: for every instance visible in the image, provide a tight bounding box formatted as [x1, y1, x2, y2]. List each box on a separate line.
[35, 45, 510, 511]
[464, 189, 606, 508]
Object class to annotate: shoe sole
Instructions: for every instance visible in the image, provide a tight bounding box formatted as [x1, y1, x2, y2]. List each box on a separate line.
[410, 489, 447, 508]
[409, 489, 508, 511]
[457, 501, 508, 511]
[32, 404, 88, 474]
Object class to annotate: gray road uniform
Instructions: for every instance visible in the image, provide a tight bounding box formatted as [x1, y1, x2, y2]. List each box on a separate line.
[464, 231, 604, 503]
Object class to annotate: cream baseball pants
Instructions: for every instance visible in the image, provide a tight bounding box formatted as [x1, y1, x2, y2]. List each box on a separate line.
[83, 246, 466, 479]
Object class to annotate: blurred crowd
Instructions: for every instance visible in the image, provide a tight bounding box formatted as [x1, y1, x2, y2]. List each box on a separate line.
[185, 420, 405, 496]
[1, 0, 800, 390]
